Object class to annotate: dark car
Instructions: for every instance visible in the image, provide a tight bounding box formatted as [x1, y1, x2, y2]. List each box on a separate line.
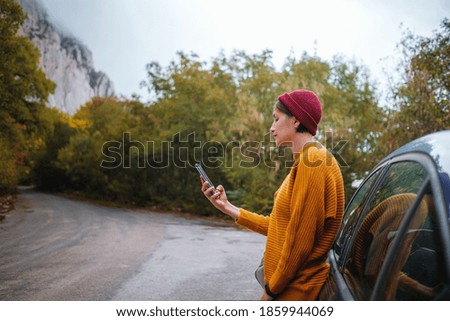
[319, 130, 450, 300]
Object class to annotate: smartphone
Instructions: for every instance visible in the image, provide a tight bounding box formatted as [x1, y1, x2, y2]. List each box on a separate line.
[195, 163, 216, 194]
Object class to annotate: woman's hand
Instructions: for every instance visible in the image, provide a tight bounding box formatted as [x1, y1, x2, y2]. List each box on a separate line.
[260, 291, 274, 301]
[200, 177, 240, 219]
[201, 178, 227, 209]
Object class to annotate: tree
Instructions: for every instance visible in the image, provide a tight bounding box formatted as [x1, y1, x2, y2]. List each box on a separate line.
[41, 50, 381, 216]
[0, 0, 55, 193]
[384, 18, 450, 151]
[279, 53, 383, 201]
[30, 107, 73, 191]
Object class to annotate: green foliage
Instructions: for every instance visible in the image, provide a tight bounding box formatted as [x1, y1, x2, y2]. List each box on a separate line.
[0, 0, 55, 134]
[57, 98, 139, 197]
[7, 6, 446, 217]
[44, 51, 381, 214]
[30, 107, 73, 191]
[0, 0, 55, 195]
[383, 18, 450, 152]
[0, 136, 18, 194]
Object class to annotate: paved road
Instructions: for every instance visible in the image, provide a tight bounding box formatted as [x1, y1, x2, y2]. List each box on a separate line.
[0, 188, 265, 300]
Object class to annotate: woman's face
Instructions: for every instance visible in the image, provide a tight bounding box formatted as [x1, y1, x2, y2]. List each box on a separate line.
[270, 108, 298, 147]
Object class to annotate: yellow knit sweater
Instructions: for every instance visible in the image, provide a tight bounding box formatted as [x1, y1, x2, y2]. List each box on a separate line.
[237, 142, 345, 300]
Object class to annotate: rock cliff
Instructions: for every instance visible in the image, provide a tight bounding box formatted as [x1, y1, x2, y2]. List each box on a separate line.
[18, 0, 115, 114]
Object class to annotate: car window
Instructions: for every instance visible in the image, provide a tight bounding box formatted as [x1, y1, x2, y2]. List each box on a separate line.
[342, 161, 428, 300]
[380, 189, 448, 300]
[334, 169, 382, 259]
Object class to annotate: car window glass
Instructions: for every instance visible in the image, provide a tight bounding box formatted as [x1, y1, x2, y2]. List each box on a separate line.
[342, 161, 428, 300]
[334, 169, 382, 259]
[382, 191, 448, 300]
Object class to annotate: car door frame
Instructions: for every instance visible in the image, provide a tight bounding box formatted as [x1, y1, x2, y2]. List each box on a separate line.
[369, 152, 450, 300]
[333, 151, 450, 300]
[326, 160, 390, 300]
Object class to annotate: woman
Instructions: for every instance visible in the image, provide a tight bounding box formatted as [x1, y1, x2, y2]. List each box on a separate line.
[201, 89, 345, 300]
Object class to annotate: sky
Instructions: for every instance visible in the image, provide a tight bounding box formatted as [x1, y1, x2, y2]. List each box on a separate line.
[39, 0, 449, 100]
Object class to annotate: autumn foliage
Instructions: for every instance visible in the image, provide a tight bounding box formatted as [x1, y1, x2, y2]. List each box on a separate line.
[1, 0, 448, 216]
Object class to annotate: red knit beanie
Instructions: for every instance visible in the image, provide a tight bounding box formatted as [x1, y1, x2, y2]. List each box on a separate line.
[278, 89, 322, 136]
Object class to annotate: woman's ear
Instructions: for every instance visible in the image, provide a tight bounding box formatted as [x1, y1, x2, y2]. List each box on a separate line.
[293, 119, 300, 129]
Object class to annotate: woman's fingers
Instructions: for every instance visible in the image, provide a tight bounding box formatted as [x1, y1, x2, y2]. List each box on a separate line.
[200, 177, 224, 202]
[201, 179, 211, 193]
[201, 179, 217, 198]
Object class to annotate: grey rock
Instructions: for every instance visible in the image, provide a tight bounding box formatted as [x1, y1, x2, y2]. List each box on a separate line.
[18, 0, 115, 114]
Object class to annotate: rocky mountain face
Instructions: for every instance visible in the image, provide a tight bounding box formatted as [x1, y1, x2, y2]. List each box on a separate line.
[18, 0, 114, 114]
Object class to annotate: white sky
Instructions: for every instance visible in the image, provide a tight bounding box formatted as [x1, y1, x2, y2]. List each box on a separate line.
[40, 0, 449, 100]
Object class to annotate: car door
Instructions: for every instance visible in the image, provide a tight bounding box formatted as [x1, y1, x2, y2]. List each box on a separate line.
[319, 163, 386, 300]
[320, 153, 450, 300]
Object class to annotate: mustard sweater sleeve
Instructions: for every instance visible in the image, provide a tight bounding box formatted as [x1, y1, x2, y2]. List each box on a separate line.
[236, 208, 270, 236]
[268, 150, 330, 294]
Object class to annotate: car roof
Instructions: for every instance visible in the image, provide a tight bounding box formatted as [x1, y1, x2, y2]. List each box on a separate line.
[381, 130, 450, 174]
[380, 130, 450, 220]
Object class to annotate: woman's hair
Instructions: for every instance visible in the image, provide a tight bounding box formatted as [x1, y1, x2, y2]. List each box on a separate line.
[274, 100, 310, 134]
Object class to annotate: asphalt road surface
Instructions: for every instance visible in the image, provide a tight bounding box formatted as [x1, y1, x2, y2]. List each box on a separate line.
[0, 188, 265, 300]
